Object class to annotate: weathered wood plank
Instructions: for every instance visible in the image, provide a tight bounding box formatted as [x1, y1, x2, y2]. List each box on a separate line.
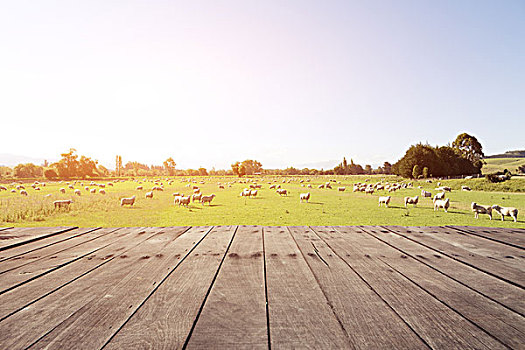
[287, 226, 427, 349]
[448, 225, 525, 250]
[30, 226, 211, 350]
[0, 228, 157, 322]
[104, 226, 236, 350]
[0, 227, 181, 350]
[312, 226, 505, 350]
[355, 226, 525, 349]
[0, 227, 77, 251]
[373, 226, 525, 316]
[0, 227, 126, 294]
[385, 226, 524, 288]
[0, 227, 100, 262]
[186, 225, 267, 349]
[264, 225, 351, 349]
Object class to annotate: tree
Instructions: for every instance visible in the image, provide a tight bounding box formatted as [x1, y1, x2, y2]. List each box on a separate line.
[422, 167, 429, 178]
[412, 165, 421, 179]
[163, 157, 176, 176]
[231, 160, 262, 177]
[78, 156, 98, 178]
[44, 168, 58, 179]
[364, 165, 373, 174]
[452, 133, 484, 164]
[14, 163, 43, 178]
[115, 155, 123, 177]
[198, 167, 208, 176]
[53, 149, 79, 178]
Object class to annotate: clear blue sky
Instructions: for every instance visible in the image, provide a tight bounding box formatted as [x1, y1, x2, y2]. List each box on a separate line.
[1, 1, 524, 169]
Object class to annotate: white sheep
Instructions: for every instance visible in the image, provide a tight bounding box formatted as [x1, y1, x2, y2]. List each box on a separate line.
[462, 186, 472, 191]
[136, 186, 143, 190]
[192, 193, 203, 202]
[491, 205, 518, 222]
[54, 199, 73, 209]
[338, 187, 346, 192]
[90, 188, 97, 194]
[421, 190, 432, 198]
[20, 190, 28, 196]
[145, 191, 153, 199]
[121, 195, 136, 206]
[300, 192, 310, 203]
[378, 196, 391, 207]
[60, 188, 66, 194]
[434, 198, 450, 212]
[74, 189, 81, 196]
[0, 186, 7, 191]
[250, 190, 258, 197]
[179, 196, 191, 206]
[404, 195, 419, 207]
[276, 189, 288, 196]
[471, 202, 492, 220]
[173, 195, 182, 205]
[201, 194, 216, 205]
[99, 189, 106, 195]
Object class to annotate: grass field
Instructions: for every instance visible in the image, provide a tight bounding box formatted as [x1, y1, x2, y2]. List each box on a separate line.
[482, 157, 525, 174]
[0, 175, 524, 228]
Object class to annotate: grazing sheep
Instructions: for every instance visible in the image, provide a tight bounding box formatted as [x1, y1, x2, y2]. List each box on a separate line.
[20, 190, 28, 196]
[462, 186, 472, 191]
[378, 196, 391, 207]
[240, 189, 251, 197]
[434, 192, 446, 201]
[107, 183, 113, 187]
[365, 187, 374, 195]
[421, 190, 432, 198]
[276, 189, 288, 196]
[193, 188, 200, 194]
[471, 202, 492, 220]
[434, 198, 450, 212]
[442, 186, 452, 192]
[250, 190, 258, 197]
[85, 186, 90, 191]
[121, 195, 136, 207]
[145, 191, 153, 199]
[218, 185, 225, 189]
[201, 194, 216, 205]
[68, 185, 74, 190]
[300, 192, 310, 203]
[318, 184, 325, 189]
[491, 205, 518, 222]
[136, 186, 143, 190]
[74, 189, 81, 196]
[173, 195, 182, 205]
[192, 193, 203, 202]
[179, 196, 191, 206]
[0, 186, 7, 191]
[60, 188, 66, 194]
[90, 188, 97, 194]
[338, 187, 346, 192]
[54, 199, 73, 209]
[404, 196, 419, 207]
[99, 189, 106, 195]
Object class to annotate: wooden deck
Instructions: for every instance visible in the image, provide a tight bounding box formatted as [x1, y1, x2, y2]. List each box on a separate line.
[0, 226, 523, 349]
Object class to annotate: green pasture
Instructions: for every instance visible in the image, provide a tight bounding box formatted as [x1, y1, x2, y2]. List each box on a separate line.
[0, 176, 524, 228]
[482, 157, 525, 174]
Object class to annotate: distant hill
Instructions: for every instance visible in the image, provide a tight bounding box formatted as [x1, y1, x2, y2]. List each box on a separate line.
[484, 150, 525, 159]
[482, 157, 525, 174]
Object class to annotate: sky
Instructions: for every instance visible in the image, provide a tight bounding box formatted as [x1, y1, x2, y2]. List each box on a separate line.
[1, 0, 524, 170]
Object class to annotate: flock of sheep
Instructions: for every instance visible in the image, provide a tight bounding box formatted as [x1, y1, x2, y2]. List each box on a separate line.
[0, 177, 520, 222]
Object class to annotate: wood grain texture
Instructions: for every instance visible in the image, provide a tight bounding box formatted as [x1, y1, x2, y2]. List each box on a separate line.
[312, 226, 505, 350]
[356, 226, 525, 349]
[186, 225, 268, 349]
[386, 226, 524, 288]
[104, 226, 236, 350]
[0, 227, 77, 251]
[287, 226, 427, 349]
[264, 225, 351, 349]
[0, 227, 172, 350]
[447, 225, 525, 250]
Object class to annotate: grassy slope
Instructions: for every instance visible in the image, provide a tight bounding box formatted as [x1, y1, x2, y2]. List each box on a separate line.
[482, 157, 525, 174]
[1, 176, 524, 228]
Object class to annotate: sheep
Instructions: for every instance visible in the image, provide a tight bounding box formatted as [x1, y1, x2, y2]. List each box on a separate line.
[136, 186, 143, 190]
[145, 191, 153, 199]
[192, 193, 203, 202]
[240, 189, 251, 197]
[107, 183, 113, 187]
[491, 205, 518, 222]
[85, 186, 90, 191]
[20, 190, 28, 196]
[462, 186, 472, 191]
[318, 184, 325, 189]
[193, 188, 201, 194]
[60, 188, 66, 194]
[90, 188, 97, 194]
[250, 190, 258, 197]
[0, 186, 7, 191]
[365, 187, 374, 195]
[173, 195, 182, 205]
[300, 192, 310, 203]
[421, 190, 431, 198]
[338, 187, 346, 192]
[276, 189, 288, 196]
[434, 192, 446, 200]
[172, 192, 183, 197]
[68, 185, 74, 190]
[378, 196, 391, 207]
[121, 195, 136, 206]
[218, 185, 225, 189]
[404, 195, 419, 207]
[74, 189, 81, 196]
[54, 199, 73, 209]
[201, 194, 216, 205]
[434, 198, 450, 212]
[35, 187, 40, 191]
[179, 196, 191, 206]
[10, 189, 16, 193]
[471, 202, 492, 220]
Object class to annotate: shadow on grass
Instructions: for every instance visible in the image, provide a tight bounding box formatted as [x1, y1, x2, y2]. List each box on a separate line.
[306, 202, 324, 205]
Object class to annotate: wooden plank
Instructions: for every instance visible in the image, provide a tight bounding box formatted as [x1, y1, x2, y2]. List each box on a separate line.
[186, 225, 268, 349]
[0, 227, 127, 294]
[287, 226, 427, 349]
[311, 226, 505, 350]
[0, 227, 185, 350]
[264, 225, 351, 349]
[30, 226, 211, 350]
[0, 227, 109, 275]
[416, 226, 524, 272]
[0, 228, 159, 321]
[0, 227, 77, 251]
[354, 226, 525, 349]
[448, 225, 525, 250]
[371, 226, 525, 316]
[0, 227, 100, 262]
[104, 225, 236, 350]
[0, 227, 13, 231]
[385, 226, 524, 288]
